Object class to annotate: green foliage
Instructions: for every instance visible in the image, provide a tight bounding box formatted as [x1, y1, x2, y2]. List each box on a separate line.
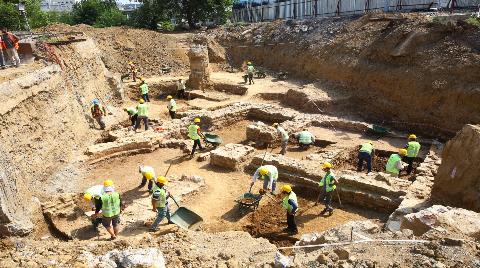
[71, 0, 125, 27]
[157, 20, 175, 31]
[465, 17, 480, 28]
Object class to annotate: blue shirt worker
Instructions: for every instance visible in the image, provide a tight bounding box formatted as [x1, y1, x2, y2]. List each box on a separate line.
[281, 184, 298, 235]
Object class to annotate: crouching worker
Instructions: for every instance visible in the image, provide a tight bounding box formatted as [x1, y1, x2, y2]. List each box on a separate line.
[150, 176, 174, 231]
[138, 165, 155, 191]
[281, 184, 298, 235]
[96, 180, 123, 240]
[83, 184, 105, 228]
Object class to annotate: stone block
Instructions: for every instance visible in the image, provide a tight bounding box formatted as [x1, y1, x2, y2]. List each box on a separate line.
[210, 144, 255, 171]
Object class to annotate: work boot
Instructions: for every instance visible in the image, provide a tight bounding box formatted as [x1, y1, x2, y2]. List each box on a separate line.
[288, 229, 298, 235]
[282, 227, 292, 233]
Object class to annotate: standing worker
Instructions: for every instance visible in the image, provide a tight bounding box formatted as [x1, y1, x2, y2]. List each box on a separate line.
[138, 164, 156, 191]
[1, 28, 20, 68]
[357, 141, 375, 173]
[188, 118, 205, 156]
[280, 184, 298, 234]
[0, 38, 5, 69]
[95, 180, 123, 240]
[83, 184, 105, 229]
[124, 107, 138, 127]
[166, 95, 176, 119]
[296, 128, 315, 149]
[246, 62, 255, 85]
[139, 78, 150, 102]
[317, 162, 337, 216]
[128, 62, 137, 82]
[176, 79, 186, 99]
[273, 123, 289, 155]
[404, 134, 421, 175]
[149, 176, 173, 231]
[90, 99, 106, 130]
[133, 99, 149, 132]
[385, 149, 407, 177]
[250, 165, 278, 194]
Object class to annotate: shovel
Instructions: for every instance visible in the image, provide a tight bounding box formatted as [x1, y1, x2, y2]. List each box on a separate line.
[169, 196, 203, 230]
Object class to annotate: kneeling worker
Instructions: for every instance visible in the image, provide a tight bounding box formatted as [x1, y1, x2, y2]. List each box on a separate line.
[96, 180, 123, 240]
[250, 165, 278, 194]
[385, 149, 407, 177]
[84, 184, 105, 228]
[318, 162, 337, 216]
[281, 184, 298, 234]
[150, 176, 173, 231]
[138, 164, 155, 191]
[296, 128, 315, 149]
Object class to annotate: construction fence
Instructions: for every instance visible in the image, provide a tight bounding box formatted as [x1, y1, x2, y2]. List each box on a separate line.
[232, 0, 479, 22]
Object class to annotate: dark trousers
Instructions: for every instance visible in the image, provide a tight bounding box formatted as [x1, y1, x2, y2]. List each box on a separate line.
[0, 50, 5, 67]
[357, 151, 372, 173]
[139, 177, 153, 191]
[130, 114, 138, 126]
[405, 156, 415, 175]
[142, 93, 150, 102]
[177, 90, 185, 99]
[134, 116, 148, 130]
[191, 139, 203, 155]
[320, 191, 333, 212]
[287, 212, 297, 232]
[299, 143, 311, 150]
[131, 72, 137, 82]
[248, 73, 254, 84]
[169, 110, 176, 119]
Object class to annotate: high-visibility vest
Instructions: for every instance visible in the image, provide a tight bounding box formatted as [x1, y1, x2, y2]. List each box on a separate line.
[126, 107, 137, 115]
[319, 172, 336, 192]
[298, 131, 312, 144]
[188, 124, 200, 140]
[140, 83, 149, 94]
[386, 154, 402, 174]
[153, 188, 167, 208]
[247, 65, 254, 74]
[257, 165, 279, 180]
[101, 192, 120, 218]
[407, 141, 421, 158]
[169, 99, 177, 112]
[282, 191, 298, 213]
[137, 103, 149, 117]
[359, 143, 373, 155]
[85, 185, 104, 199]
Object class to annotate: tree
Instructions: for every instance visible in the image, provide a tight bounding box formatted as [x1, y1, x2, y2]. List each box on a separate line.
[71, 0, 125, 27]
[0, 0, 58, 30]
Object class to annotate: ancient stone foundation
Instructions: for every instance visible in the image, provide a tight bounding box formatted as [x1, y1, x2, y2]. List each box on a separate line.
[187, 45, 213, 91]
[210, 144, 255, 171]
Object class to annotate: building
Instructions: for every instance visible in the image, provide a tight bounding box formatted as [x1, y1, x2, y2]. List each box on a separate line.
[40, 0, 79, 12]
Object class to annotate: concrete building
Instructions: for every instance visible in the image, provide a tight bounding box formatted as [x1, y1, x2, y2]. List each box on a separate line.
[40, 0, 79, 12]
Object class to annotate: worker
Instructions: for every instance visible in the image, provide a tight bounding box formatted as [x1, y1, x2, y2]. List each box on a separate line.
[150, 176, 173, 231]
[83, 184, 104, 229]
[357, 141, 375, 173]
[273, 123, 289, 155]
[166, 95, 176, 119]
[0, 39, 5, 69]
[139, 78, 150, 102]
[250, 165, 278, 194]
[90, 99, 106, 130]
[296, 128, 315, 149]
[133, 99, 149, 132]
[246, 61, 255, 85]
[404, 134, 421, 175]
[138, 164, 156, 191]
[318, 162, 337, 216]
[1, 28, 20, 68]
[176, 79, 186, 99]
[124, 107, 138, 127]
[188, 118, 205, 156]
[128, 62, 137, 82]
[95, 180, 123, 240]
[280, 184, 298, 234]
[385, 149, 407, 177]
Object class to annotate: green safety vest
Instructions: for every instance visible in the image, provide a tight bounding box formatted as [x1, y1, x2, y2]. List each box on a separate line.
[282, 192, 298, 213]
[169, 99, 177, 112]
[359, 143, 373, 155]
[137, 103, 149, 117]
[140, 83, 149, 94]
[386, 154, 402, 174]
[407, 141, 421, 158]
[126, 107, 137, 115]
[188, 124, 200, 140]
[298, 131, 313, 144]
[153, 188, 167, 208]
[319, 172, 336, 192]
[101, 192, 120, 218]
[247, 65, 254, 74]
[257, 165, 279, 180]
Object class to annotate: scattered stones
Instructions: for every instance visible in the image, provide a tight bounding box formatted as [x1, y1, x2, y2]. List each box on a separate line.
[82, 248, 166, 268]
[334, 248, 350, 260]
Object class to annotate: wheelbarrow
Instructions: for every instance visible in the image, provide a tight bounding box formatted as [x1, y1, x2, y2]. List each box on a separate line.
[203, 133, 223, 148]
[371, 124, 391, 136]
[255, 70, 267, 78]
[235, 192, 263, 212]
[169, 197, 203, 230]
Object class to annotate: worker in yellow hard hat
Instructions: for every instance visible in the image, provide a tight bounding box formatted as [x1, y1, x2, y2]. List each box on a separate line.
[317, 162, 337, 216]
[138, 164, 156, 191]
[357, 141, 375, 173]
[133, 98, 149, 132]
[280, 184, 298, 234]
[246, 61, 255, 85]
[150, 176, 174, 231]
[128, 61, 137, 82]
[124, 107, 138, 127]
[404, 134, 421, 175]
[187, 118, 205, 157]
[96, 180, 123, 240]
[84, 184, 105, 229]
[139, 78, 149, 102]
[273, 123, 289, 155]
[385, 149, 407, 177]
[251, 165, 279, 194]
[166, 95, 177, 119]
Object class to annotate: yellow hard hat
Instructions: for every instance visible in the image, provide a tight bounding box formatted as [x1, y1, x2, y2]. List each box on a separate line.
[139, 76, 144, 80]
[281, 184, 292, 193]
[399, 149, 408, 156]
[322, 162, 333, 169]
[167, 95, 173, 99]
[194, 118, 201, 123]
[259, 167, 269, 176]
[156, 176, 168, 184]
[247, 61, 252, 65]
[139, 99, 145, 104]
[272, 123, 279, 127]
[104, 179, 114, 187]
[84, 193, 92, 201]
[368, 141, 374, 145]
[144, 172, 154, 180]
[409, 134, 417, 140]
[128, 61, 133, 64]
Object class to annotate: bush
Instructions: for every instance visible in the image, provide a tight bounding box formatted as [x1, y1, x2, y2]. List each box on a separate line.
[465, 17, 480, 28]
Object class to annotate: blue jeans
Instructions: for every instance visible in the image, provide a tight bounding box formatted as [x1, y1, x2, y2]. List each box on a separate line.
[150, 205, 171, 230]
[263, 179, 277, 193]
[142, 93, 150, 102]
[357, 151, 372, 173]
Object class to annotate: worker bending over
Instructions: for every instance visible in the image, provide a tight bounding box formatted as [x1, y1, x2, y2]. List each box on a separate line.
[404, 134, 421, 175]
[90, 99, 106, 130]
[281, 185, 298, 235]
[296, 128, 315, 149]
[386, 149, 407, 177]
[166, 95, 176, 119]
[138, 165, 156, 191]
[150, 176, 173, 231]
[124, 107, 138, 127]
[251, 165, 278, 194]
[318, 162, 337, 216]
[139, 78, 150, 102]
[133, 99, 149, 132]
[273, 123, 289, 155]
[83, 184, 105, 228]
[188, 118, 205, 156]
[95, 180, 123, 240]
[357, 141, 375, 173]
[246, 61, 255, 85]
